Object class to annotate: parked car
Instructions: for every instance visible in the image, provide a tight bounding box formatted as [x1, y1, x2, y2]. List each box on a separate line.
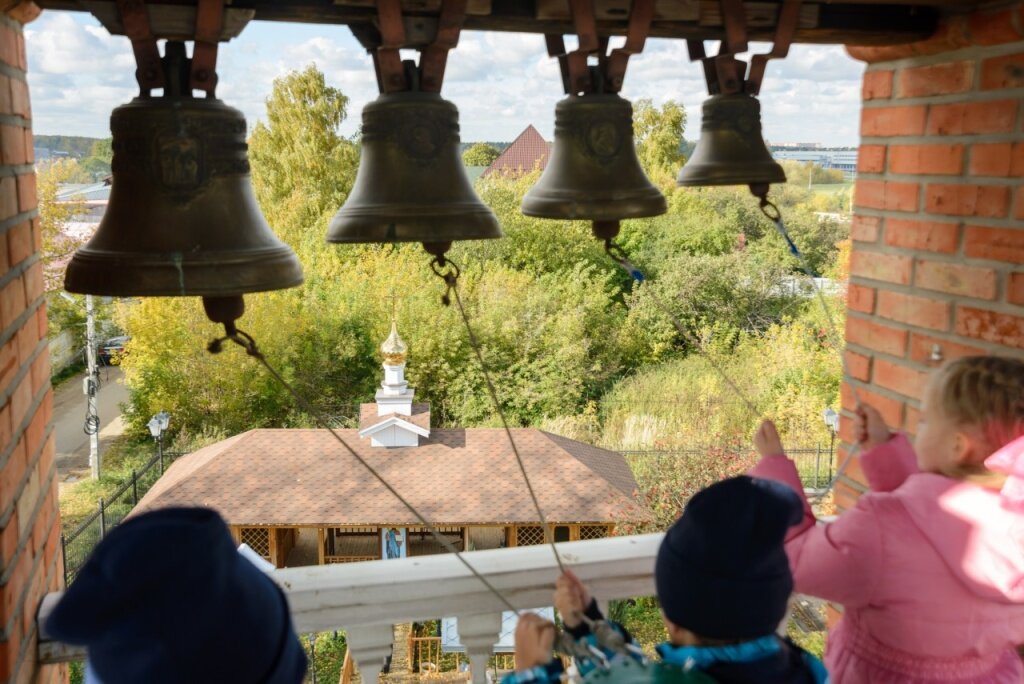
[99, 335, 130, 365]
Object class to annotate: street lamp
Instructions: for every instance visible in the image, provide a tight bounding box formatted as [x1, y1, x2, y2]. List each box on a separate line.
[60, 291, 101, 479]
[147, 410, 171, 474]
[822, 408, 839, 478]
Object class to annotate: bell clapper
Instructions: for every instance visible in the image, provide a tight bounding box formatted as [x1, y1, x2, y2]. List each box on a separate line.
[426, 245, 460, 307]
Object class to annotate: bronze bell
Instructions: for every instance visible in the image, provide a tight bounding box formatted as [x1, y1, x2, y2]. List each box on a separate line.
[521, 94, 666, 222]
[327, 91, 501, 255]
[64, 42, 303, 298]
[676, 93, 785, 190]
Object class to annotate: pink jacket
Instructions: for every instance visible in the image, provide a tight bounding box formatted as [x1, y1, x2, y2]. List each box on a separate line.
[750, 435, 1024, 683]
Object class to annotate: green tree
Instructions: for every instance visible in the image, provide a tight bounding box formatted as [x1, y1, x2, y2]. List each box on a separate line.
[632, 98, 686, 181]
[249, 64, 359, 256]
[462, 142, 501, 167]
[38, 159, 86, 294]
[89, 138, 113, 163]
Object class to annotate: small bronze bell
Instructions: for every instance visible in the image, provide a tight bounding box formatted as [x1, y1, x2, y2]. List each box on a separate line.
[676, 94, 785, 190]
[64, 42, 303, 298]
[522, 94, 666, 222]
[327, 91, 501, 255]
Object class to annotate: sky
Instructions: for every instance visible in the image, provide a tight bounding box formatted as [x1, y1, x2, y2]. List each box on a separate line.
[25, 10, 865, 146]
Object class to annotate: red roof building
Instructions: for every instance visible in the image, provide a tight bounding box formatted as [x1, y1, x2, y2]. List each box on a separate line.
[482, 125, 550, 177]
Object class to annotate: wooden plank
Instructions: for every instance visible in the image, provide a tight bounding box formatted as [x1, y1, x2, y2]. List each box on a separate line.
[536, 0, 699, 21]
[700, 0, 819, 29]
[33, 0, 939, 46]
[331, 0, 492, 15]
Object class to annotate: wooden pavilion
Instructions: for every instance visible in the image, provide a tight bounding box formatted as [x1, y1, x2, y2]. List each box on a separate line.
[134, 322, 648, 568]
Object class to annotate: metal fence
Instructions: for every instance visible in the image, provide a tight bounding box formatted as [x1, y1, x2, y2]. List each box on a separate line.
[61, 450, 184, 585]
[621, 443, 836, 490]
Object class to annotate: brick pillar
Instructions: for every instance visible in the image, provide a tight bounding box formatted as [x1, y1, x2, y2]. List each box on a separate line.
[838, 3, 1024, 510]
[1, 4, 67, 683]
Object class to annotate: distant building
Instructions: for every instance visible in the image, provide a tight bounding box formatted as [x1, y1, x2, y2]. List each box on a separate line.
[773, 142, 822, 149]
[483, 125, 550, 177]
[773, 149, 858, 178]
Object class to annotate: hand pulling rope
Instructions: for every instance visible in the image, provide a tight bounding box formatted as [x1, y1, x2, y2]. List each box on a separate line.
[207, 324, 521, 615]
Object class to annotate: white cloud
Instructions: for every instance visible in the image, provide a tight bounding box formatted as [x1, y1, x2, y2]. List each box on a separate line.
[25, 11, 865, 145]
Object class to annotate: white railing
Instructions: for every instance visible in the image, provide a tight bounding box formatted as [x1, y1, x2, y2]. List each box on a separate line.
[38, 534, 664, 682]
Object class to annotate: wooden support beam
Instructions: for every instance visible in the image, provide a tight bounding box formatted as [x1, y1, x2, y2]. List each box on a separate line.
[33, 0, 940, 46]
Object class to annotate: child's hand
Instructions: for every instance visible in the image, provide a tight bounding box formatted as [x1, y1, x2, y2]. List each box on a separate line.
[855, 405, 892, 449]
[554, 570, 591, 629]
[754, 420, 785, 457]
[513, 613, 556, 671]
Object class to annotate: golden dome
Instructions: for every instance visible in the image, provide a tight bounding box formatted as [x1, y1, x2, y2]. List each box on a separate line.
[381, 321, 408, 365]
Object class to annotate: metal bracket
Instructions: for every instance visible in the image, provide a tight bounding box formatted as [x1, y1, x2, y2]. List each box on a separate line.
[115, 0, 165, 93]
[604, 0, 654, 93]
[373, 0, 467, 94]
[688, 0, 802, 97]
[374, 0, 407, 92]
[190, 0, 225, 95]
[747, 0, 801, 95]
[420, 0, 467, 93]
[549, 0, 654, 96]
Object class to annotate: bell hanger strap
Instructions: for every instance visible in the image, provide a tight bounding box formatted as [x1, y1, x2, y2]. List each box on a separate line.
[687, 0, 802, 97]
[190, 0, 227, 96]
[372, 0, 468, 94]
[545, 0, 654, 96]
[114, 0, 227, 96]
[115, 0, 165, 93]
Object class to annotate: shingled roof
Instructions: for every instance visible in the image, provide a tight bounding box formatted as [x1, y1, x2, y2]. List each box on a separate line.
[135, 428, 648, 527]
[482, 125, 549, 177]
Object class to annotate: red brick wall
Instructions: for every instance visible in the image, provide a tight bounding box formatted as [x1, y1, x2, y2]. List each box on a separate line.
[0, 5, 66, 683]
[839, 3, 1024, 509]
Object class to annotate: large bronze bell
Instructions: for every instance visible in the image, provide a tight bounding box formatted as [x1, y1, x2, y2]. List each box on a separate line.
[521, 94, 666, 222]
[327, 91, 501, 255]
[676, 94, 785, 189]
[64, 42, 303, 298]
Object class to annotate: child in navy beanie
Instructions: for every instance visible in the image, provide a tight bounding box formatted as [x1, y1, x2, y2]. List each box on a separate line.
[46, 507, 307, 684]
[506, 476, 829, 684]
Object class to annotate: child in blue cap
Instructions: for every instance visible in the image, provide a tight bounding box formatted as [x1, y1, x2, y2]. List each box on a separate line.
[47, 507, 307, 684]
[508, 476, 828, 683]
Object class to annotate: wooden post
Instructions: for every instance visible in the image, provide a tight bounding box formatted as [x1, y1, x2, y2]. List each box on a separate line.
[99, 499, 107, 538]
[318, 527, 326, 566]
[131, 469, 138, 504]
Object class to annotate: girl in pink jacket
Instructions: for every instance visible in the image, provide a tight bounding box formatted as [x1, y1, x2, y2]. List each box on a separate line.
[750, 355, 1024, 683]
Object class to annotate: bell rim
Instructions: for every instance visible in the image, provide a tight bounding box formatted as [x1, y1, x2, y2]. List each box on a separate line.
[64, 248, 304, 298]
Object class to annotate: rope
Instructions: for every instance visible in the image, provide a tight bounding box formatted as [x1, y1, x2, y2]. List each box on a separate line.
[603, 240, 761, 418]
[602, 190, 863, 507]
[208, 326, 521, 615]
[433, 257, 568, 575]
[755, 195, 862, 503]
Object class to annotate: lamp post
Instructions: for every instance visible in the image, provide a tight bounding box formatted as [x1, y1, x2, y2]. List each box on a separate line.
[822, 407, 839, 478]
[61, 292, 101, 479]
[147, 410, 171, 474]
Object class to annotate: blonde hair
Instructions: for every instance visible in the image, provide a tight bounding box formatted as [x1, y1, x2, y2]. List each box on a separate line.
[932, 356, 1024, 483]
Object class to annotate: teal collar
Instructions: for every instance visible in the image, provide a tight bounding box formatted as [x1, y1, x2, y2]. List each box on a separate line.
[656, 635, 781, 670]
[656, 636, 829, 683]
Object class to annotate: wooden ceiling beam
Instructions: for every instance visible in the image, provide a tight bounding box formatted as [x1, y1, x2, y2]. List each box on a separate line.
[34, 0, 940, 46]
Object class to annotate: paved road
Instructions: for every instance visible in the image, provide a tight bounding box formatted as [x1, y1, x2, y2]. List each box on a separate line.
[53, 366, 129, 481]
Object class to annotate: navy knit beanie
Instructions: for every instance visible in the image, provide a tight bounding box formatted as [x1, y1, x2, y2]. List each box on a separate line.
[655, 476, 804, 641]
[47, 507, 307, 684]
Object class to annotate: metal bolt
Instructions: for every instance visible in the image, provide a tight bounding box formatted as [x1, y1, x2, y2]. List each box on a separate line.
[930, 344, 943, 362]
